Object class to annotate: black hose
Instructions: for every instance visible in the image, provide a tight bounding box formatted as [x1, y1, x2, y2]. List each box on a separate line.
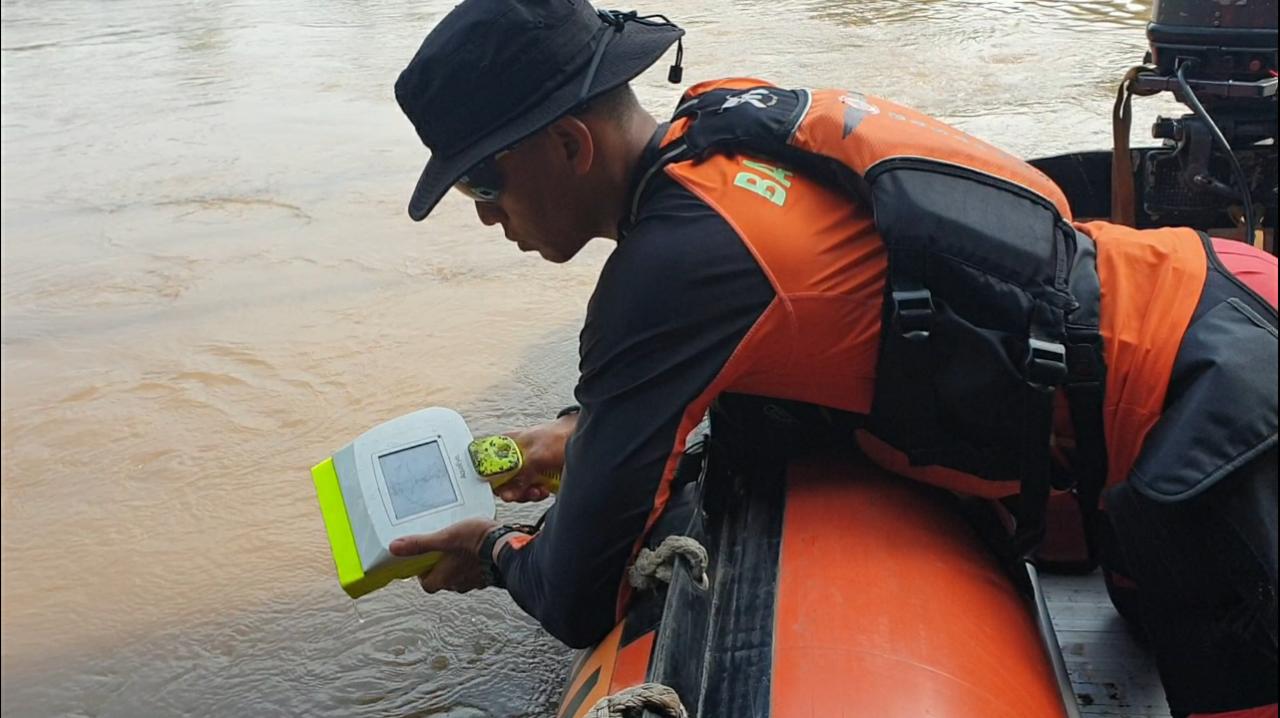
[1175, 61, 1257, 240]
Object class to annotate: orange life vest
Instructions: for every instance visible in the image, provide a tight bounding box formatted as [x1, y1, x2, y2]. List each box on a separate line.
[616, 77, 1274, 621]
[638, 78, 1100, 546]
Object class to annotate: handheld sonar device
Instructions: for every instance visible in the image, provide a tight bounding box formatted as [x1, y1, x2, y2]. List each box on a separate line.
[311, 407, 559, 598]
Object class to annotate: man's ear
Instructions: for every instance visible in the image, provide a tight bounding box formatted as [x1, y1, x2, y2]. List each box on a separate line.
[547, 116, 595, 177]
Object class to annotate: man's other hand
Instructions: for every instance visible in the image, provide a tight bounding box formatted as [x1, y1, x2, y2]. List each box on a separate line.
[495, 412, 578, 502]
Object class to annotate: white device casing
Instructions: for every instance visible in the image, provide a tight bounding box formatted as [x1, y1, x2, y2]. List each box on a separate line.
[334, 407, 496, 576]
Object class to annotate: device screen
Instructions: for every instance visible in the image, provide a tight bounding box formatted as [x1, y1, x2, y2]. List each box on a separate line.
[377, 441, 459, 519]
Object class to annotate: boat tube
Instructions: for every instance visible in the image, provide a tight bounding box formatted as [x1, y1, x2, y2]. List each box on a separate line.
[556, 443, 1075, 718]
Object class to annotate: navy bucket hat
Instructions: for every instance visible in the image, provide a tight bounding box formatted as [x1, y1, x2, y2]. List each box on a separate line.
[395, 0, 684, 221]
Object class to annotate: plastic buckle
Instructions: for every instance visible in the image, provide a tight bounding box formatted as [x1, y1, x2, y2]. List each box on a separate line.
[1064, 340, 1103, 385]
[1027, 338, 1068, 388]
[892, 289, 934, 341]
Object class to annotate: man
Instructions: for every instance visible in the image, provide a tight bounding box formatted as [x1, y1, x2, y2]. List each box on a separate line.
[386, 2, 1278, 716]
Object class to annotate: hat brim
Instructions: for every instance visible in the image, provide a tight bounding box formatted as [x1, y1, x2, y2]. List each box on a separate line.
[406, 21, 683, 222]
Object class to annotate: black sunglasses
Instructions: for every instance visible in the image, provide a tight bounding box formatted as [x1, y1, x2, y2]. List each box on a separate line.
[455, 148, 514, 203]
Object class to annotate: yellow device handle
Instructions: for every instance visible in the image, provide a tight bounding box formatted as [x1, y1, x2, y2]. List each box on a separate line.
[468, 435, 562, 494]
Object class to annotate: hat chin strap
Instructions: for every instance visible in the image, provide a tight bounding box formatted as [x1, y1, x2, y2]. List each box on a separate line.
[577, 10, 685, 104]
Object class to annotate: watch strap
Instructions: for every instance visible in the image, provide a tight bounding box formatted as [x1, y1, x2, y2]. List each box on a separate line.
[479, 523, 536, 588]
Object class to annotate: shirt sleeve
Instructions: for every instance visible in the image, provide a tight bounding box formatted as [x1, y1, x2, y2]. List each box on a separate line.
[496, 177, 775, 647]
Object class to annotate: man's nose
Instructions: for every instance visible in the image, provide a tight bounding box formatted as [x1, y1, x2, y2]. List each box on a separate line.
[474, 201, 505, 226]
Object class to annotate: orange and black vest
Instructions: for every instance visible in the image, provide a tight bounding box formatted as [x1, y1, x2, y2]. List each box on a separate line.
[637, 78, 1106, 549]
[636, 75, 1278, 529]
[495, 79, 1277, 641]
[500, 79, 1276, 638]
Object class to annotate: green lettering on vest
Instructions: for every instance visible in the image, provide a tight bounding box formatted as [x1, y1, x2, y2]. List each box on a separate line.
[733, 160, 793, 207]
[733, 173, 787, 206]
[742, 160, 793, 187]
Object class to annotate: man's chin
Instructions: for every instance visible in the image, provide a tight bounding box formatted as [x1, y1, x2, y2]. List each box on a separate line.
[516, 241, 555, 261]
[523, 236, 588, 264]
[533, 244, 576, 264]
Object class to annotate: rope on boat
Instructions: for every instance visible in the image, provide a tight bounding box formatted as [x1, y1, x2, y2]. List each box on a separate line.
[628, 535, 709, 591]
[585, 682, 688, 718]
[1110, 64, 1160, 227]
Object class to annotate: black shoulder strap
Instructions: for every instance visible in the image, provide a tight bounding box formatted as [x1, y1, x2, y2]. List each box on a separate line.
[1063, 229, 1108, 561]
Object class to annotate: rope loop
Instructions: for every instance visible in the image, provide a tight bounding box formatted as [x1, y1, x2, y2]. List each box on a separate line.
[585, 682, 688, 718]
[628, 535, 709, 591]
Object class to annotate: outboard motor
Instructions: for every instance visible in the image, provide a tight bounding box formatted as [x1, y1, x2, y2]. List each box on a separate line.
[1133, 0, 1277, 237]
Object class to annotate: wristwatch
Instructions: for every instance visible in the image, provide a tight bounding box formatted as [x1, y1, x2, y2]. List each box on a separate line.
[556, 404, 582, 419]
[479, 523, 536, 588]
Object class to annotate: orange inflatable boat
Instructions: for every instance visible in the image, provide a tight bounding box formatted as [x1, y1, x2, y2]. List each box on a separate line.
[554, 446, 1077, 718]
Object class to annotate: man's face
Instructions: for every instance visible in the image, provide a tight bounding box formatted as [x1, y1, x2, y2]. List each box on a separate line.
[464, 128, 593, 264]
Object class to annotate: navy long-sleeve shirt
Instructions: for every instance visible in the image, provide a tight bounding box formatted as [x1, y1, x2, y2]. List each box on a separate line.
[496, 132, 775, 647]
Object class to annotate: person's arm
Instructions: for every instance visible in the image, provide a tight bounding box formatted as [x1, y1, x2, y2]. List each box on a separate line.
[496, 185, 774, 647]
[389, 180, 773, 646]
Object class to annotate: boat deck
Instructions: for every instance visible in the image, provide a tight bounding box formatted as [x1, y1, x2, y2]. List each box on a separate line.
[1043, 572, 1171, 717]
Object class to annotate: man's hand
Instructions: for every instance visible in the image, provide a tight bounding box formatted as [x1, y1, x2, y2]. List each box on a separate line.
[496, 412, 578, 502]
[389, 517, 499, 594]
